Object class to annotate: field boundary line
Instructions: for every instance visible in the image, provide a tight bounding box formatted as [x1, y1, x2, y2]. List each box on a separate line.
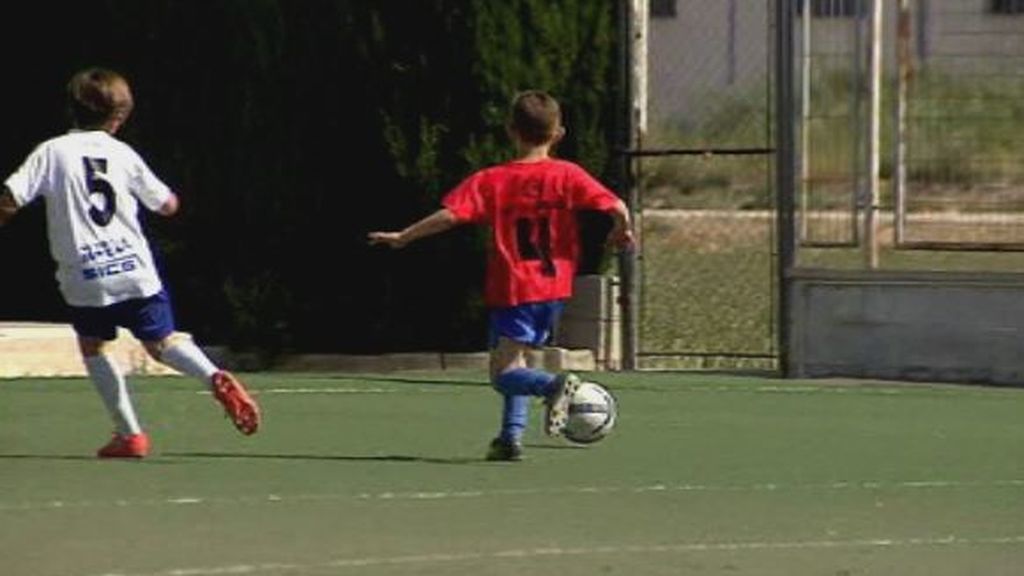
[5, 478, 1022, 513]
[88, 534, 1024, 576]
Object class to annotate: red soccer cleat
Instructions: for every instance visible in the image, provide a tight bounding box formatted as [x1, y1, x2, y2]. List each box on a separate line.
[97, 432, 150, 459]
[211, 370, 261, 435]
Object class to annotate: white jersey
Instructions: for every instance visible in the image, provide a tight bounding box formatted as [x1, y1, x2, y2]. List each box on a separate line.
[5, 130, 172, 307]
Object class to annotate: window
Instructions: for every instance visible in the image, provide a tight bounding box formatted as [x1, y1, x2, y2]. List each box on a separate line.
[991, 0, 1024, 14]
[796, 0, 865, 18]
[651, 0, 677, 18]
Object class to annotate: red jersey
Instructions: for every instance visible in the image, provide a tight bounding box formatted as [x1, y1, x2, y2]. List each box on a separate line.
[442, 158, 621, 308]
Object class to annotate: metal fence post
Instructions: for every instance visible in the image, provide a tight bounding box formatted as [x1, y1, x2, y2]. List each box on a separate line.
[864, 0, 883, 268]
[776, 0, 797, 376]
[618, 0, 647, 371]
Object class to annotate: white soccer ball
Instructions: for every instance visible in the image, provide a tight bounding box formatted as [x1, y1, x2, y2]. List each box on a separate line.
[563, 381, 617, 445]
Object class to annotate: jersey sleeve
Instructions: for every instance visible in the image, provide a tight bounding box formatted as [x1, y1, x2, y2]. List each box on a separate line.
[568, 164, 621, 212]
[441, 171, 489, 223]
[125, 147, 172, 212]
[4, 143, 51, 208]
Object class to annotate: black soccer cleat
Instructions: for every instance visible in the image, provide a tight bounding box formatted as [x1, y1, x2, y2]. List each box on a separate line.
[485, 437, 523, 461]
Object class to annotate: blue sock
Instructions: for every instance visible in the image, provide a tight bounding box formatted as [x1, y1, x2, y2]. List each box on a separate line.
[494, 369, 556, 442]
[499, 394, 530, 443]
[495, 368, 556, 397]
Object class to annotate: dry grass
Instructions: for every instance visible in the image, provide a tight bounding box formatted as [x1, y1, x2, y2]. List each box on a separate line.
[639, 208, 1024, 359]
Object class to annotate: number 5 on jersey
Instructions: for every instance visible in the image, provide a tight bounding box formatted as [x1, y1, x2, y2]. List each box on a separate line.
[83, 157, 116, 226]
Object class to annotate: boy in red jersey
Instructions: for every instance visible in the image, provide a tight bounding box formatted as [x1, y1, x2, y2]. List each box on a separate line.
[369, 90, 633, 461]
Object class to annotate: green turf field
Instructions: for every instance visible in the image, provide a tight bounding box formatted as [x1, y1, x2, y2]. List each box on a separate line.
[1, 371, 1022, 575]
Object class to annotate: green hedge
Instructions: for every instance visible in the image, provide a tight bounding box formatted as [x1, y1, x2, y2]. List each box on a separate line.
[0, 0, 621, 357]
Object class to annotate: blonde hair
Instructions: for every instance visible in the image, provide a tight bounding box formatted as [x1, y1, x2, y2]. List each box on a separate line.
[67, 67, 134, 129]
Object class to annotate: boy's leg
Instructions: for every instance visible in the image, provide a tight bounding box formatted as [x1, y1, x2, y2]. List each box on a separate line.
[489, 336, 535, 452]
[72, 309, 149, 458]
[490, 302, 577, 438]
[80, 338, 142, 437]
[490, 336, 556, 394]
[490, 362, 577, 443]
[147, 333, 261, 436]
[129, 291, 260, 436]
[147, 332, 216, 383]
[485, 395, 528, 461]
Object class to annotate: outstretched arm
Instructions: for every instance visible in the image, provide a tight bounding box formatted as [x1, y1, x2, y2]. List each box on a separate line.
[367, 208, 459, 249]
[0, 186, 19, 227]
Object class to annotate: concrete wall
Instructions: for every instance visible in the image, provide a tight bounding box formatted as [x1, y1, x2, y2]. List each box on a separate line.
[0, 323, 179, 378]
[789, 269, 1024, 385]
[0, 323, 598, 378]
[558, 275, 622, 371]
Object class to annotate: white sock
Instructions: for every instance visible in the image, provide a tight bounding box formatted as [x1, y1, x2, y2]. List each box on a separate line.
[160, 338, 218, 389]
[84, 354, 142, 436]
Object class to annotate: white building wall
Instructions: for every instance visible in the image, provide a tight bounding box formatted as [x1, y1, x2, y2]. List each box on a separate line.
[648, 0, 1024, 125]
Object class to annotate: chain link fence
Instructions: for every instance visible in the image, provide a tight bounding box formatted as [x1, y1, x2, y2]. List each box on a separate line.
[639, 0, 777, 369]
[796, 0, 1024, 271]
[636, 0, 1024, 369]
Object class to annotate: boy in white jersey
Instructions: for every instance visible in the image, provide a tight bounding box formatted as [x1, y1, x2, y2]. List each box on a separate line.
[0, 67, 261, 458]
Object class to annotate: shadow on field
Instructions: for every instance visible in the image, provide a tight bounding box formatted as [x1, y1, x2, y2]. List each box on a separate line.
[0, 453, 100, 461]
[165, 451, 481, 465]
[0, 444, 586, 463]
[525, 442, 589, 451]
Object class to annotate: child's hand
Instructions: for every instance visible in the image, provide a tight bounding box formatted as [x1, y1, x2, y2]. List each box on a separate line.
[606, 225, 635, 252]
[367, 231, 407, 249]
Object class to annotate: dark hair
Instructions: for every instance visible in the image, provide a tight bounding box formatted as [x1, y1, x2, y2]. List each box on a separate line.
[67, 67, 134, 129]
[509, 90, 561, 146]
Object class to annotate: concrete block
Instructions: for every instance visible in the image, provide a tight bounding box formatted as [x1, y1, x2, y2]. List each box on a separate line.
[0, 322, 178, 378]
[558, 275, 621, 370]
[790, 269, 1024, 386]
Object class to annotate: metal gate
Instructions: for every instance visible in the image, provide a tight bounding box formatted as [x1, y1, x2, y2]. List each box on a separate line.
[624, 0, 1024, 372]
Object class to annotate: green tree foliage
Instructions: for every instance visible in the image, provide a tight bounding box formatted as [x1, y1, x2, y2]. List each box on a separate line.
[0, 0, 620, 357]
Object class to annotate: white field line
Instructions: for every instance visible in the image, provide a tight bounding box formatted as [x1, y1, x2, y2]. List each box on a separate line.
[4, 479, 1022, 513]
[89, 534, 1024, 576]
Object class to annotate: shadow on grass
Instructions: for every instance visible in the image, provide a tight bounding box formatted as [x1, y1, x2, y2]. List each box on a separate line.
[0, 442, 587, 463]
[0, 454, 100, 461]
[165, 444, 589, 463]
[0, 452, 471, 464]
[525, 442, 590, 451]
[164, 451, 482, 465]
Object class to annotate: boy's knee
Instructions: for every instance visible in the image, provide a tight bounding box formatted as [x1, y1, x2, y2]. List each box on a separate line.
[144, 331, 190, 361]
[490, 365, 512, 390]
[77, 337, 110, 357]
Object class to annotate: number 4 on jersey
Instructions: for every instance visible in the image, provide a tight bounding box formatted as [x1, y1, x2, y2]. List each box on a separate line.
[516, 216, 555, 277]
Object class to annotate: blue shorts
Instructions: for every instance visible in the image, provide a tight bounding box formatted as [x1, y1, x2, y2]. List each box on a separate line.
[488, 301, 566, 349]
[68, 290, 176, 342]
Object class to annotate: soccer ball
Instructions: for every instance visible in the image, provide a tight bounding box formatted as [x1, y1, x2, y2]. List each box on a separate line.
[563, 380, 617, 444]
